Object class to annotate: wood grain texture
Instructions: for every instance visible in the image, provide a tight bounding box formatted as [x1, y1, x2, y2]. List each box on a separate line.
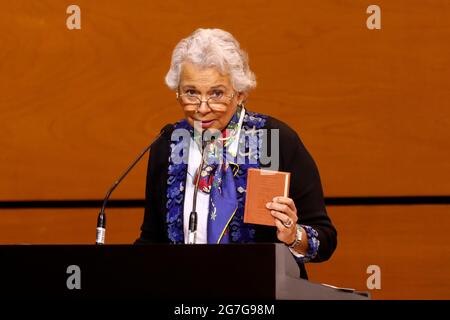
[0, 0, 449, 200]
[0, 208, 143, 244]
[307, 205, 450, 300]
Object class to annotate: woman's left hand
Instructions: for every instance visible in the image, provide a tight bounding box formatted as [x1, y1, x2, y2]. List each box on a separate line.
[266, 196, 298, 245]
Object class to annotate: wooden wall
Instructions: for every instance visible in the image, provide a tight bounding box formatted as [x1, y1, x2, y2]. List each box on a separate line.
[1, 0, 449, 299]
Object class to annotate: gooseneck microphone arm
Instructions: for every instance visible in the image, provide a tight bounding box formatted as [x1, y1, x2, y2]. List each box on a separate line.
[187, 134, 215, 244]
[187, 152, 204, 244]
[96, 124, 174, 245]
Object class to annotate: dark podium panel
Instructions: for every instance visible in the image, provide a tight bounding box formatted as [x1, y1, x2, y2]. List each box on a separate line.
[0, 243, 369, 300]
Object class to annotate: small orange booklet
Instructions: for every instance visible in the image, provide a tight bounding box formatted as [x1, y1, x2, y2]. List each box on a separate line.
[244, 168, 291, 226]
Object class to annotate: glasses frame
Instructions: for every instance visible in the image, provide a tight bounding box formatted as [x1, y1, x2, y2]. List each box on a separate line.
[176, 91, 236, 112]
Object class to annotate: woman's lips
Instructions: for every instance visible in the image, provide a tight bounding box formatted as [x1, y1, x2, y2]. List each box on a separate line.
[200, 119, 215, 128]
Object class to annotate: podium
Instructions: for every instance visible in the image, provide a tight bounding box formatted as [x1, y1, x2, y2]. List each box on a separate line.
[0, 243, 369, 300]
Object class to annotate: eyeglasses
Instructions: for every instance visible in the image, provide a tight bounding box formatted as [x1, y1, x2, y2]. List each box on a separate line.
[176, 91, 235, 112]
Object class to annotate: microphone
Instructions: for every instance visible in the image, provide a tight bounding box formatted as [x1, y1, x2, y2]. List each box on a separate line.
[187, 131, 216, 244]
[96, 124, 175, 245]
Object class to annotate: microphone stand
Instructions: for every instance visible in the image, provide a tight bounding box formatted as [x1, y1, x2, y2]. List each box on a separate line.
[187, 155, 204, 244]
[96, 125, 173, 245]
[187, 133, 217, 244]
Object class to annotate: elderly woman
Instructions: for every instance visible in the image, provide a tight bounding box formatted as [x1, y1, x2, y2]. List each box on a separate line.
[136, 28, 337, 279]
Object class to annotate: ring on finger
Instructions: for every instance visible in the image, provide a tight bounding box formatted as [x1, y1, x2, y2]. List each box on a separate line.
[282, 218, 293, 228]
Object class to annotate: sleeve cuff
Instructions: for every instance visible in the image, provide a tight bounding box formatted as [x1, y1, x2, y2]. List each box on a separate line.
[289, 224, 320, 263]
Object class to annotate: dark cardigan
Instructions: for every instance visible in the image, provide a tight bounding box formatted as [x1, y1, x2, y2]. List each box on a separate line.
[136, 114, 337, 279]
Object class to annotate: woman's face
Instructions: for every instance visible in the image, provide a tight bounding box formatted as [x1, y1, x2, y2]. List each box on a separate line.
[178, 61, 245, 132]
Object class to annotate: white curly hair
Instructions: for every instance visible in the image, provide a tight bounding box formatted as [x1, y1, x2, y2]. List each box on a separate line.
[165, 28, 257, 92]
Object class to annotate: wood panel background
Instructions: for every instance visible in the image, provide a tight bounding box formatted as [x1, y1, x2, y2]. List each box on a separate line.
[307, 205, 450, 300]
[0, 0, 449, 199]
[0, 0, 449, 299]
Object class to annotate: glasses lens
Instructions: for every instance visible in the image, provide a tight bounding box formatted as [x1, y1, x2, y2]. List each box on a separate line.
[207, 97, 229, 111]
[181, 95, 200, 104]
[179, 95, 200, 111]
[178, 94, 231, 111]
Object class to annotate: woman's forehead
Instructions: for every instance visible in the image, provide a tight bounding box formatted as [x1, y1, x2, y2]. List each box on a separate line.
[180, 62, 232, 88]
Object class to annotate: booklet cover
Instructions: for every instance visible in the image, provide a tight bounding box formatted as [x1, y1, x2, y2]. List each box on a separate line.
[243, 168, 291, 226]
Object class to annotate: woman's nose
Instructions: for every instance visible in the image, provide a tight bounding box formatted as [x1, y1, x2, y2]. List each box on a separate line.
[197, 100, 211, 115]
